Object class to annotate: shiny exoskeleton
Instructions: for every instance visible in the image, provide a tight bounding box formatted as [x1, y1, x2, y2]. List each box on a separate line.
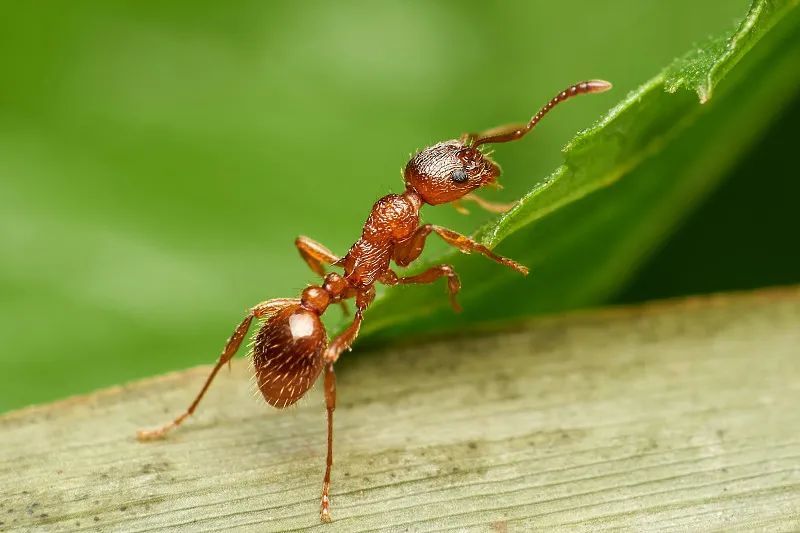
[137, 79, 612, 522]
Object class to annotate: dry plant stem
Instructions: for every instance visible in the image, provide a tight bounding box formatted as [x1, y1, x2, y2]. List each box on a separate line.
[3, 287, 799, 530]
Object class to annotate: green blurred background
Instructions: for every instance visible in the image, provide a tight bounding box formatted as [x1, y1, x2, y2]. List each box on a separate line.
[1, 1, 797, 412]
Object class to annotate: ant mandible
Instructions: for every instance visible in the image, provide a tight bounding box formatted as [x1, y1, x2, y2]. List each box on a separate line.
[137, 79, 612, 522]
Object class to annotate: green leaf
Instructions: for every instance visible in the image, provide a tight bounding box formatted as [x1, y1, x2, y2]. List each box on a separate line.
[357, 0, 800, 343]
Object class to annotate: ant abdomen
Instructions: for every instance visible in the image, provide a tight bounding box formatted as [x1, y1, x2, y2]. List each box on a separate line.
[252, 304, 327, 408]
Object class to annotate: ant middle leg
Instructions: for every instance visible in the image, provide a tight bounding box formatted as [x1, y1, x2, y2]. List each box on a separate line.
[381, 266, 462, 312]
[393, 224, 528, 275]
[432, 225, 529, 275]
[136, 299, 297, 441]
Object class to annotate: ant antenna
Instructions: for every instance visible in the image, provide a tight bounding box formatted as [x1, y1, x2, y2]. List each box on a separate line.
[470, 80, 612, 147]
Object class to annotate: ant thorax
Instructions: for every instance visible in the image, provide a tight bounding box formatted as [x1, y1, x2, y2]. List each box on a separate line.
[338, 193, 421, 288]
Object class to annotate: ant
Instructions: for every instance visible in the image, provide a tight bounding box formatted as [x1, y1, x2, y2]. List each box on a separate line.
[137, 79, 612, 522]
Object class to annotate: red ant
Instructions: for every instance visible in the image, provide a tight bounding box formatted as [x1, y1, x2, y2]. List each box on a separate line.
[137, 80, 612, 522]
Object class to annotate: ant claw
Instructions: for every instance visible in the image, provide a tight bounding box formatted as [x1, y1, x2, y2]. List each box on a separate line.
[320, 499, 332, 523]
[136, 427, 167, 442]
[136, 416, 184, 441]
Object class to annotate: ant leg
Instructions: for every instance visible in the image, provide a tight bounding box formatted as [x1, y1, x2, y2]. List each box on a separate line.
[323, 310, 363, 365]
[296, 236, 350, 315]
[392, 225, 434, 267]
[381, 267, 461, 312]
[394, 224, 528, 275]
[319, 363, 336, 523]
[136, 299, 296, 441]
[323, 287, 374, 364]
[462, 193, 517, 214]
[432, 225, 529, 275]
[451, 200, 471, 215]
[461, 122, 526, 146]
[295, 236, 339, 277]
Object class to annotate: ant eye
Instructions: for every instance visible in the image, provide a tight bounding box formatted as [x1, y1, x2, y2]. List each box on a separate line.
[451, 168, 468, 183]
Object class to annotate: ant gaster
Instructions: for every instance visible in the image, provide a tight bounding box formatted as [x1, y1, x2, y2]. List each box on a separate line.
[137, 80, 612, 522]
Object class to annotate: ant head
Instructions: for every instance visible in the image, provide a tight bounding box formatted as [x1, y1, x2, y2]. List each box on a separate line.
[404, 140, 500, 205]
[405, 80, 612, 207]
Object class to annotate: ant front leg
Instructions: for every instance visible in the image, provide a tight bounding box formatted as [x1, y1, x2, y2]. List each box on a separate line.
[381, 266, 462, 312]
[136, 299, 297, 441]
[392, 224, 434, 267]
[461, 193, 517, 214]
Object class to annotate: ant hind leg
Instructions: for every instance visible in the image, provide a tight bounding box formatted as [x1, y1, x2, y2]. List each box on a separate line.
[295, 236, 339, 277]
[136, 299, 297, 441]
[322, 287, 374, 364]
[319, 363, 336, 522]
[296, 236, 350, 315]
